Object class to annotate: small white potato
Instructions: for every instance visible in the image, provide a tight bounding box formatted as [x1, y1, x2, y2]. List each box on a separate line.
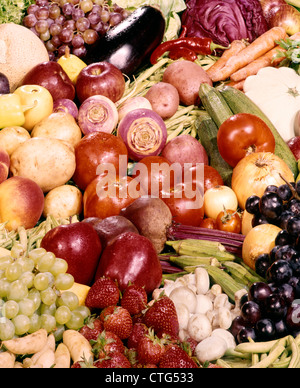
[0, 126, 30, 155]
[187, 313, 212, 342]
[169, 286, 197, 314]
[195, 294, 213, 315]
[211, 328, 236, 350]
[31, 112, 82, 147]
[10, 137, 76, 193]
[195, 336, 228, 363]
[43, 184, 83, 218]
[175, 302, 190, 331]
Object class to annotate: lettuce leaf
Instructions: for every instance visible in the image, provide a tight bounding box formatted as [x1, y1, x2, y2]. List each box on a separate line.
[0, 0, 35, 24]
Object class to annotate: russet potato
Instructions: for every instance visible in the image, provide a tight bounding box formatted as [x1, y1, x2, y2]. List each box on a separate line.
[10, 137, 76, 193]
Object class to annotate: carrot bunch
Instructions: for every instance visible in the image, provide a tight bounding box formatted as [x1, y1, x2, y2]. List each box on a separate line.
[207, 26, 300, 89]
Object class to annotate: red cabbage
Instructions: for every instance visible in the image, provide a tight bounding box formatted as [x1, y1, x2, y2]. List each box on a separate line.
[181, 0, 268, 47]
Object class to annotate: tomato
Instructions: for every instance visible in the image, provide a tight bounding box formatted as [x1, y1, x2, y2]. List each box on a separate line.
[216, 209, 242, 234]
[199, 217, 217, 229]
[217, 113, 276, 167]
[161, 182, 204, 226]
[131, 155, 178, 198]
[83, 174, 141, 219]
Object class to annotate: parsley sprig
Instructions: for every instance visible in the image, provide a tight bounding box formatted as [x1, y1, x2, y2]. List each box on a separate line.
[0, 0, 35, 25]
[276, 38, 300, 74]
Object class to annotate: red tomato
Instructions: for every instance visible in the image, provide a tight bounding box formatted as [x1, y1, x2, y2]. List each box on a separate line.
[83, 174, 142, 219]
[186, 164, 224, 194]
[215, 209, 241, 234]
[199, 217, 217, 229]
[217, 113, 275, 167]
[161, 182, 204, 226]
[131, 155, 178, 198]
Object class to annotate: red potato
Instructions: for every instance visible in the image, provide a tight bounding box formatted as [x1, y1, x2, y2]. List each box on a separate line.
[145, 82, 180, 120]
[161, 134, 209, 169]
[0, 148, 10, 184]
[162, 60, 213, 106]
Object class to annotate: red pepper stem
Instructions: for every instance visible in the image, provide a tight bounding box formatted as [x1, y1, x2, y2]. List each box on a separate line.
[211, 42, 230, 52]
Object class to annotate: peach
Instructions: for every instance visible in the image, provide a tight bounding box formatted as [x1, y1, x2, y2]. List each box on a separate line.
[0, 176, 44, 231]
[0, 148, 10, 184]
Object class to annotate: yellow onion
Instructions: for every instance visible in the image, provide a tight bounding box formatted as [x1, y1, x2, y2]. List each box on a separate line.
[242, 223, 282, 270]
[241, 210, 254, 236]
[231, 152, 295, 210]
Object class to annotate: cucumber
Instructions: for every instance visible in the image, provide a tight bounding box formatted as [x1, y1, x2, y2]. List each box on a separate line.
[218, 85, 298, 178]
[199, 83, 233, 127]
[196, 111, 233, 186]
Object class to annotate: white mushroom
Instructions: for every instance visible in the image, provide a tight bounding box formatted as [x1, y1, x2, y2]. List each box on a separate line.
[213, 293, 233, 310]
[218, 307, 233, 330]
[194, 294, 213, 315]
[211, 328, 236, 350]
[175, 303, 190, 331]
[187, 313, 212, 342]
[194, 267, 210, 295]
[195, 336, 228, 363]
[169, 286, 197, 314]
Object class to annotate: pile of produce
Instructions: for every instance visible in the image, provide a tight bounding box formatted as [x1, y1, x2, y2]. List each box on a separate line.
[2, 0, 300, 369]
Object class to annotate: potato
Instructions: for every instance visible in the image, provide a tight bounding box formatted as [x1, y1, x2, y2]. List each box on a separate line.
[43, 184, 83, 218]
[10, 137, 76, 193]
[162, 60, 213, 106]
[31, 112, 82, 147]
[0, 126, 30, 156]
[145, 82, 179, 120]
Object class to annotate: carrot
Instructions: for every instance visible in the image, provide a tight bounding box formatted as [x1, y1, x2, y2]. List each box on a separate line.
[206, 40, 248, 79]
[230, 31, 300, 82]
[229, 46, 286, 82]
[210, 26, 287, 82]
[226, 79, 246, 90]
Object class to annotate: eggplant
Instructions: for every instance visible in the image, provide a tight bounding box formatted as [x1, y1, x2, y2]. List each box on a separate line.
[84, 6, 166, 76]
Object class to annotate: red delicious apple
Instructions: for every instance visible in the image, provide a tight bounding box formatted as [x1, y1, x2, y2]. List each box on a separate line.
[40, 222, 102, 286]
[21, 61, 75, 101]
[95, 231, 162, 294]
[83, 215, 139, 248]
[287, 136, 300, 161]
[75, 61, 125, 104]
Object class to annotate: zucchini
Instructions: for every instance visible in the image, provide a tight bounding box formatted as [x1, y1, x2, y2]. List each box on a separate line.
[218, 85, 298, 178]
[198, 83, 233, 127]
[84, 6, 166, 76]
[196, 111, 233, 186]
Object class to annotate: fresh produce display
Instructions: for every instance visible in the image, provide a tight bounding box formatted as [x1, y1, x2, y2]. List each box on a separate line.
[2, 0, 300, 370]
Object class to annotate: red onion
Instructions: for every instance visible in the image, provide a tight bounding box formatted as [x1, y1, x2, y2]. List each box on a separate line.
[267, 4, 300, 35]
[117, 108, 167, 162]
[53, 98, 79, 120]
[77, 95, 119, 135]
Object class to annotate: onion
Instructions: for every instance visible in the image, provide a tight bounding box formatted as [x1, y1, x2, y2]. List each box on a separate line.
[77, 95, 118, 135]
[117, 96, 152, 123]
[117, 108, 167, 162]
[231, 152, 295, 210]
[53, 98, 79, 120]
[259, 0, 287, 22]
[261, 0, 300, 34]
[242, 223, 282, 270]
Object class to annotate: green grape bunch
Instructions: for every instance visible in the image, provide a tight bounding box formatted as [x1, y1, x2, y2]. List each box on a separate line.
[0, 243, 90, 342]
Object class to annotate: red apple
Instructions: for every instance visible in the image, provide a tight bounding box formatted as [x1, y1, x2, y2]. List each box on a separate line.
[40, 222, 102, 286]
[75, 61, 125, 104]
[287, 136, 300, 161]
[72, 131, 128, 191]
[21, 61, 75, 101]
[95, 231, 162, 294]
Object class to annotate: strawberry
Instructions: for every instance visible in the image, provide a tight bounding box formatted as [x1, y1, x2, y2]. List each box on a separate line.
[93, 352, 132, 368]
[137, 329, 165, 365]
[121, 283, 147, 315]
[91, 330, 125, 359]
[100, 305, 133, 339]
[85, 276, 120, 310]
[127, 322, 148, 349]
[79, 315, 104, 342]
[143, 295, 179, 338]
[159, 344, 199, 368]
[71, 356, 95, 368]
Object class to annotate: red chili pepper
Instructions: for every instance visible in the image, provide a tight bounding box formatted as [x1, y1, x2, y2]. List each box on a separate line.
[179, 25, 188, 38]
[150, 37, 228, 65]
[168, 46, 197, 62]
